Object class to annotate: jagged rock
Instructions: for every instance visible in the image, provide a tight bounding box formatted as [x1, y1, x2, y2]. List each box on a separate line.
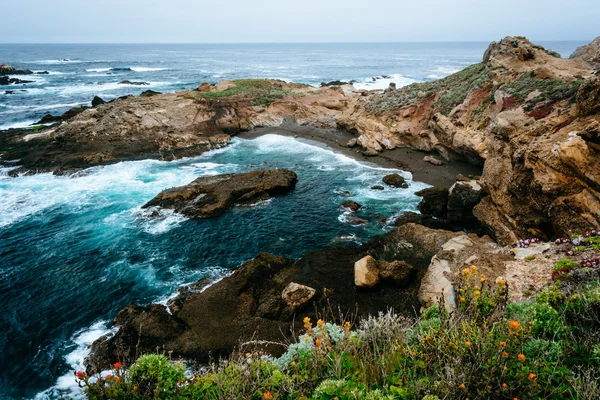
[36, 106, 88, 124]
[377, 260, 415, 284]
[416, 187, 449, 218]
[371, 185, 384, 191]
[447, 180, 484, 225]
[393, 211, 454, 231]
[423, 155, 444, 166]
[281, 282, 316, 309]
[0, 76, 33, 85]
[354, 256, 379, 288]
[197, 82, 211, 92]
[570, 36, 600, 69]
[577, 76, 600, 116]
[346, 138, 358, 147]
[143, 169, 298, 218]
[341, 200, 361, 211]
[91, 96, 105, 107]
[383, 173, 408, 188]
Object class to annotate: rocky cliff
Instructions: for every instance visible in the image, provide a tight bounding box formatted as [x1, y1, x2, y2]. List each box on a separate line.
[2, 37, 599, 244]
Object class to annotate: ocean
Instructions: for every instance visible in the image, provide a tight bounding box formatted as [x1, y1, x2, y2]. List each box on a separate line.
[0, 41, 587, 399]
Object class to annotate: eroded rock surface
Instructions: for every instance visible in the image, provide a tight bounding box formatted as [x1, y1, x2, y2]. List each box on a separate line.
[143, 169, 298, 218]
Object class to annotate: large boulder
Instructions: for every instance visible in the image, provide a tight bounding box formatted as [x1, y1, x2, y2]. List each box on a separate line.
[382, 173, 408, 188]
[354, 256, 380, 288]
[91, 96, 105, 107]
[415, 187, 449, 218]
[447, 180, 484, 225]
[281, 282, 316, 309]
[570, 36, 600, 69]
[143, 169, 298, 218]
[0, 64, 33, 75]
[341, 200, 361, 211]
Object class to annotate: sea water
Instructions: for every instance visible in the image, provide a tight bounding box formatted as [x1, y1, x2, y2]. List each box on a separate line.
[0, 41, 587, 399]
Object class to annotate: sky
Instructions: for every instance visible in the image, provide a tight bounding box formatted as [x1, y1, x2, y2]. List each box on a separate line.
[2, 0, 598, 43]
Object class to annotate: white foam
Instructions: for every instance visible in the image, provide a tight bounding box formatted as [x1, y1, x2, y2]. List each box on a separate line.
[434, 66, 461, 75]
[85, 68, 110, 73]
[28, 59, 82, 64]
[130, 67, 168, 72]
[34, 320, 116, 400]
[1, 102, 86, 114]
[0, 120, 37, 130]
[353, 74, 418, 91]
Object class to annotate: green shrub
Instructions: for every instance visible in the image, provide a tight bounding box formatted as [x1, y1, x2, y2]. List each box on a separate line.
[553, 258, 579, 272]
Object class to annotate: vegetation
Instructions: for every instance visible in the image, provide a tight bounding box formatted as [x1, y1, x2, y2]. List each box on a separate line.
[364, 63, 490, 115]
[502, 71, 583, 111]
[183, 79, 302, 107]
[78, 259, 600, 400]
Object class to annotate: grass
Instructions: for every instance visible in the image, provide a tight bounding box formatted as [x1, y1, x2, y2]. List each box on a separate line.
[364, 63, 490, 115]
[183, 79, 302, 107]
[78, 262, 600, 399]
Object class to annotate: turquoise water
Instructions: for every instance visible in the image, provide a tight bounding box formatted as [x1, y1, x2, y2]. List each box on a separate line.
[0, 134, 429, 398]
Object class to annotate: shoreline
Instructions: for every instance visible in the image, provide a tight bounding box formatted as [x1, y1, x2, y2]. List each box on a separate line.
[239, 122, 482, 188]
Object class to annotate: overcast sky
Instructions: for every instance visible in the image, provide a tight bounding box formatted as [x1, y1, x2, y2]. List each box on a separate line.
[2, 0, 598, 43]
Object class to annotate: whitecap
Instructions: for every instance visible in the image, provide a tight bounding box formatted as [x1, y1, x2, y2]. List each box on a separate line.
[0, 120, 37, 130]
[85, 68, 111, 73]
[353, 74, 418, 90]
[130, 67, 168, 72]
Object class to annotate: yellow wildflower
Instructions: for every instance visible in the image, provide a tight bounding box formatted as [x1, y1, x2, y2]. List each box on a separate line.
[470, 265, 477, 272]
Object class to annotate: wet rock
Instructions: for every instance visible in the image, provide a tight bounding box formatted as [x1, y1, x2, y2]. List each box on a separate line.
[140, 90, 162, 97]
[383, 173, 408, 188]
[119, 80, 150, 86]
[371, 185, 384, 191]
[36, 106, 88, 124]
[393, 211, 456, 231]
[321, 80, 349, 87]
[281, 282, 316, 309]
[346, 214, 368, 225]
[415, 187, 449, 218]
[143, 169, 298, 218]
[341, 200, 361, 211]
[0, 64, 33, 75]
[0, 76, 34, 85]
[91, 96, 105, 107]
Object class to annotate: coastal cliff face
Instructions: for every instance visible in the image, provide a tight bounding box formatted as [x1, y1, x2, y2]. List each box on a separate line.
[338, 37, 600, 244]
[1, 37, 599, 244]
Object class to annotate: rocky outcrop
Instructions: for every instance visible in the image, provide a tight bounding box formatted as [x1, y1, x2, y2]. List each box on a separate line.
[341, 200, 361, 211]
[91, 96, 105, 107]
[383, 173, 408, 188]
[416, 187, 449, 218]
[86, 223, 454, 373]
[570, 36, 600, 69]
[143, 169, 298, 218]
[0, 64, 33, 75]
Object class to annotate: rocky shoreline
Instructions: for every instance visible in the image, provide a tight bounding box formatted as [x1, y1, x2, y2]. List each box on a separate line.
[2, 36, 600, 377]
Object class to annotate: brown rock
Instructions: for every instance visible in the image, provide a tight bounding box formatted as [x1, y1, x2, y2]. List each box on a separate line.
[570, 36, 600, 69]
[341, 200, 361, 211]
[383, 173, 408, 188]
[281, 282, 316, 309]
[577, 76, 600, 116]
[142, 169, 298, 218]
[354, 256, 379, 288]
[415, 187, 449, 218]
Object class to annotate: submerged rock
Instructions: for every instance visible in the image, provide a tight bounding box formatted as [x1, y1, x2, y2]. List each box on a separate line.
[341, 200, 361, 211]
[143, 169, 298, 218]
[118, 80, 149, 86]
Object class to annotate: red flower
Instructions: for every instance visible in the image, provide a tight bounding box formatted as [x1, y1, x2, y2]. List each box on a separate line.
[75, 371, 85, 379]
[115, 377, 120, 383]
[106, 374, 113, 380]
[113, 362, 123, 369]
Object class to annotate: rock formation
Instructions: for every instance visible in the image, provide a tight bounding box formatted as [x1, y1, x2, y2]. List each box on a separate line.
[142, 169, 298, 218]
[570, 36, 600, 69]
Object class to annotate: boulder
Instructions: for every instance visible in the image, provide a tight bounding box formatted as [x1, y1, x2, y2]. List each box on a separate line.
[377, 260, 415, 285]
[371, 185, 384, 191]
[281, 282, 316, 309]
[346, 138, 358, 147]
[423, 155, 445, 166]
[415, 187, 449, 218]
[142, 169, 298, 218]
[447, 180, 484, 224]
[383, 173, 408, 188]
[341, 200, 361, 211]
[91, 96, 105, 107]
[393, 211, 455, 231]
[354, 256, 379, 288]
[0, 64, 33, 75]
[321, 80, 349, 87]
[570, 36, 600, 69]
[36, 106, 88, 124]
[0, 76, 34, 85]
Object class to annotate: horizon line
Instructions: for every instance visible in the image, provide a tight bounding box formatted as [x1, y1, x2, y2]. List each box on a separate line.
[0, 39, 592, 46]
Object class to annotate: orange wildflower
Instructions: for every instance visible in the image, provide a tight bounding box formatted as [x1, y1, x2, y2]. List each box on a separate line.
[317, 319, 325, 327]
[499, 341, 507, 347]
[474, 290, 481, 298]
[106, 374, 113, 380]
[502, 351, 509, 358]
[528, 373, 537, 381]
[509, 320, 521, 331]
[263, 392, 273, 399]
[502, 383, 508, 389]
[461, 268, 470, 276]
[133, 386, 138, 391]
[518, 353, 526, 362]
[113, 362, 122, 369]
[315, 338, 322, 347]
[115, 377, 120, 383]
[465, 341, 471, 346]
[459, 383, 465, 389]
[470, 265, 477, 272]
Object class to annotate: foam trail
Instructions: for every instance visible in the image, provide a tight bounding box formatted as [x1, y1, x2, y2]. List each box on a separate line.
[353, 74, 418, 90]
